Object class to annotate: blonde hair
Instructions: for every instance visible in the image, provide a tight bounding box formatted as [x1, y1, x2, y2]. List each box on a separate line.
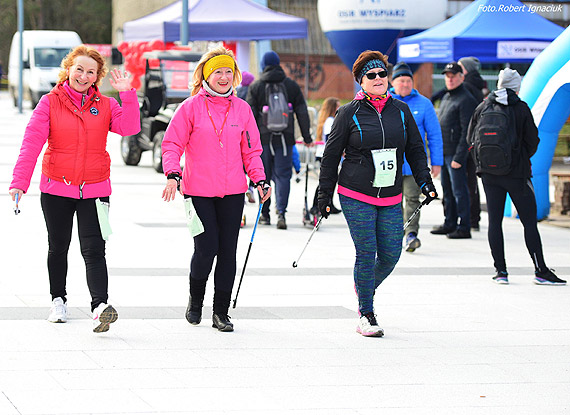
[316, 97, 340, 141]
[57, 45, 108, 86]
[191, 46, 242, 96]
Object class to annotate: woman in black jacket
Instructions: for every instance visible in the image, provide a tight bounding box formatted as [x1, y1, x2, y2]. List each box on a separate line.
[318, 50, 438, 337]
[466, 68, 566, 286]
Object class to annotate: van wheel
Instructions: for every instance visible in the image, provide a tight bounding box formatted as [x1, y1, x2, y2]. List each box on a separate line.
[121, 135, 142, 166]
[152, 131, 165, 173]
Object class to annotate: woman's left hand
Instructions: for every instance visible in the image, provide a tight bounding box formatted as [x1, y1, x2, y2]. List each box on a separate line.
[109, 68, 132, 92]
[257, 184, 271, 203]
[162, 179, 182, 202]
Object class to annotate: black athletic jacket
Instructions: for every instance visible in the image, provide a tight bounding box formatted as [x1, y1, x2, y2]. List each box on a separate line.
[319, 96, 432, 199]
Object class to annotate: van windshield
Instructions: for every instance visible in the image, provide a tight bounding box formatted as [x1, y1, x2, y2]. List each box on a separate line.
[34, 48, 71, 68]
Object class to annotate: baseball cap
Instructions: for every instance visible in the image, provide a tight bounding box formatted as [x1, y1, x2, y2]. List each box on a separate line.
[442, 62, 462, 75]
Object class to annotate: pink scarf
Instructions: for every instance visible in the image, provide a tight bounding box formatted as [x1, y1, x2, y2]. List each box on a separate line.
[355, 90, 390, 114]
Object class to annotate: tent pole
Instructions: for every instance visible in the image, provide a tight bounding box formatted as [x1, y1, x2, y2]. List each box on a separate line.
[304, 37, 309, 99]
[181, 0, 189, 45]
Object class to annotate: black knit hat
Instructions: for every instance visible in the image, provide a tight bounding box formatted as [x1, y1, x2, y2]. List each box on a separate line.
[392, 62, 413, 80]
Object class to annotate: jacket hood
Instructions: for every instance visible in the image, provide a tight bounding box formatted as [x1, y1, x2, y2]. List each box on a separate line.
[464, 71, 486, 90]
[259, 65, 286, 83]
[488, 88, 521, 106]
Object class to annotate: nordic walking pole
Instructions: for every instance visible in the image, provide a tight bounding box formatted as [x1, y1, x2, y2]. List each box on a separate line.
[232, 202, 264, 309]
[292, 206, 329, 268]
[403, 190, 436, 231]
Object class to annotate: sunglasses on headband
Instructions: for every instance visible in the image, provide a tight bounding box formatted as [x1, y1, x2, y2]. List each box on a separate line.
[364, 70, 388, 80]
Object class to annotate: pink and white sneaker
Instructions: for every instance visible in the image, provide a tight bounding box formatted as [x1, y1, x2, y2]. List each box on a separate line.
[92, 303, 118, 333]
[356, 312, 384, 337]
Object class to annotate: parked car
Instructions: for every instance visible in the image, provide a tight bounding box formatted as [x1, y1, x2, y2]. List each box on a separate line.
[121, 50, 202, 172]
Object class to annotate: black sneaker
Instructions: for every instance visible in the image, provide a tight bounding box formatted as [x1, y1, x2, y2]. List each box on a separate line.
[446, 229, 471, 239]
[534, 269, 566, 286]
[277, 213, 287, 229]
[430, 225, 455, 235]
[492, 271, 509, 285]
[258, 213, 270, 225]
[212, 314, 234, 332]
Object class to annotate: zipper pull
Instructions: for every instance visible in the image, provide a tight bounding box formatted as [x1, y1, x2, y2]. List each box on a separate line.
[246, 131, 252, 149]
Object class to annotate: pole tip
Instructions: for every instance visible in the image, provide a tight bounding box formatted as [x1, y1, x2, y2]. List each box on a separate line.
[292, 261, 297, 268]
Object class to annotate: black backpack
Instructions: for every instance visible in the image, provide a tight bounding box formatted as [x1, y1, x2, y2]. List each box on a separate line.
[471, 101, 517, 175]
[263, 82, 291, 132]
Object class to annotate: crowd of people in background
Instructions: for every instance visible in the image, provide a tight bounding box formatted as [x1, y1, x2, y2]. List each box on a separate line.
[7, 44, 566, 340]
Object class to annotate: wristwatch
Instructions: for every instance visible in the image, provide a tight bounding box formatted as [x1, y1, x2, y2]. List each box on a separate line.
[167, 172, 182, 191]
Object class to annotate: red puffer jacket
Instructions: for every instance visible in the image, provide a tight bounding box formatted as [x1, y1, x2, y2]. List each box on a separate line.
[41, 83, 111, 185]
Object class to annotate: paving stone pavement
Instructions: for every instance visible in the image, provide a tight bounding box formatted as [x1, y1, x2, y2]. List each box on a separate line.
[1, 91, 569, 414]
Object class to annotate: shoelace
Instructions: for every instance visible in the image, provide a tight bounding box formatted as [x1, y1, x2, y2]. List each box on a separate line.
[363, 312, 378, 326]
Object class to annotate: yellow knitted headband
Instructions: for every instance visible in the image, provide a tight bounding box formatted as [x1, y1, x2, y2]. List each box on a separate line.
[203, 55, 235, 80]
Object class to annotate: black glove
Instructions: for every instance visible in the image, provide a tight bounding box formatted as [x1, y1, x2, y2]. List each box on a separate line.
[317, 191, 333, 219]
[421, 181, 438, 205]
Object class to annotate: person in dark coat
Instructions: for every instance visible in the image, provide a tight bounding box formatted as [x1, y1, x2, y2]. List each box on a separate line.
[459, 56, 487, 230]
[466, 68, 566, 286]
[431, 62, 478, 239]
[246, 51, 313, 230]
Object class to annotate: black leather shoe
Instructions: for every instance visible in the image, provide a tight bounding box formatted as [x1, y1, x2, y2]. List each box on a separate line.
[446, 229, 472, 239]
[430, 225, 455, 235]
[185, 296, 202, 325]
[212, 313, 234, 332]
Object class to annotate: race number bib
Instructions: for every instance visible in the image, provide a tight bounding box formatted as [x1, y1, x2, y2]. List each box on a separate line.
[371, 148, 397, 187]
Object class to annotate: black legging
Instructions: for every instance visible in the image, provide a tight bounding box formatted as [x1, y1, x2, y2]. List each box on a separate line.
[481, 175, 547, 273]
[40, 193, 108, 311]
[188, 194, 244, 312]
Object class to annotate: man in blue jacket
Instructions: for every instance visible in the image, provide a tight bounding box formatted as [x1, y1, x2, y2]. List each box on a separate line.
[390, 62, 443, 252]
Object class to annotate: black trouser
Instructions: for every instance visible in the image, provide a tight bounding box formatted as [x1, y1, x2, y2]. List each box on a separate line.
[40, 193, 108, 311]
[481, 175, 547, 273]
[467, 156, 481, 227]
[188, 194, 244, 314]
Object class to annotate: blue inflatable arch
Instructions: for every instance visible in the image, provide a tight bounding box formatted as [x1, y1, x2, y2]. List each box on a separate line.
[518, 26, 570, 220]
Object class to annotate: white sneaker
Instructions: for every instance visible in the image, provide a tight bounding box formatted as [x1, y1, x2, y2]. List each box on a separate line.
[92, 303, 118, 333]
[356, 312, 384, 337]
[47, 297, 67, 323]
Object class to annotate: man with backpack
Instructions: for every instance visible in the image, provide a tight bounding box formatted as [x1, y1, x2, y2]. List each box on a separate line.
[246, 51, 313, 229]
[466, 68, 566, 286]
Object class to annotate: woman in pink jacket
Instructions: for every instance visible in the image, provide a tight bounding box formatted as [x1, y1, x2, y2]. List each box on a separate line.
[162, 47, 270, 332]
[8, 45, 140, 333]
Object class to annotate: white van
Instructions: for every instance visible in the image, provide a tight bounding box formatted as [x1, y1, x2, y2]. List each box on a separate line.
[8, 30, 82, 108]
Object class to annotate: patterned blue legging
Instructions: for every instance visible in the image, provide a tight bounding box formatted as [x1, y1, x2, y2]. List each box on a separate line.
[339, 194, 403, 315]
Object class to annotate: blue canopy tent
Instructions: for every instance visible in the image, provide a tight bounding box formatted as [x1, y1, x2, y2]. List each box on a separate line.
[123, 0, 308, 42]
[397, 0, 564, 63]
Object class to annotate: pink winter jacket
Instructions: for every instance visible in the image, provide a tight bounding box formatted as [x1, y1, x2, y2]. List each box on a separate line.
[9, 82, 140, 199]
[162, 88, 265, 197]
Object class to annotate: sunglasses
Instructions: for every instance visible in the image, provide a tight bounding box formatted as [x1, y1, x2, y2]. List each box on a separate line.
[364, 70, 388, 80]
